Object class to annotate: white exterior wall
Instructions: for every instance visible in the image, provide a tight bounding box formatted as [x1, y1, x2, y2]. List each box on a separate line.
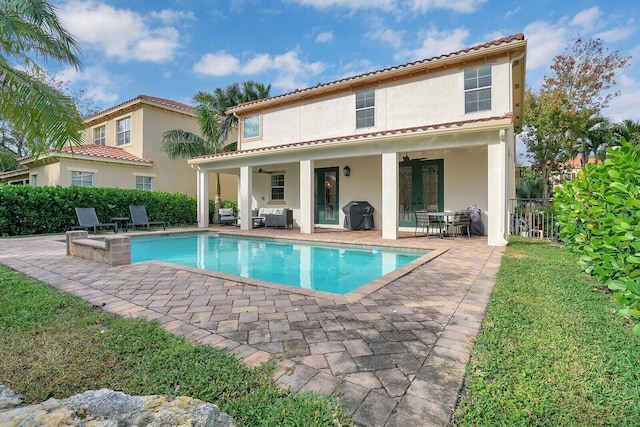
[241, 58, 512, 149]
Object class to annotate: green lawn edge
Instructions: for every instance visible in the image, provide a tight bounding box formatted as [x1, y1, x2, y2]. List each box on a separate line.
[453, 238, 640, 426]
[0, 265, 351, 427]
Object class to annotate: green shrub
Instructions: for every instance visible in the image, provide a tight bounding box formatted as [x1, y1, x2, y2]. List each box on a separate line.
[555, 139, 640, 334]
[0, 185, 199, 236]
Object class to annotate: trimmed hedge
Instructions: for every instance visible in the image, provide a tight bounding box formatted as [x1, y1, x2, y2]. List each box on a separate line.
[0, 185, 235, 236]
[555, 139, 640, 334]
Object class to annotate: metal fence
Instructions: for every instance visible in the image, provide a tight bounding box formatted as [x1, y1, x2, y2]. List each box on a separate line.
[508, 198, 557, 240]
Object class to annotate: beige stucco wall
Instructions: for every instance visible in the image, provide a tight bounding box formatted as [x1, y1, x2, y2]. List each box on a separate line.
[240, 57, 512, 150]
[75, 103, 238, 199]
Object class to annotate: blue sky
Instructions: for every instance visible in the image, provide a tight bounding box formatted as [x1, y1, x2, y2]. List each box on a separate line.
[50, 0, 639, 123]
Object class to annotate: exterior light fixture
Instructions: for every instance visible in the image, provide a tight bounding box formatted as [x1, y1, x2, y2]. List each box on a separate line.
[343, 165, 351, 177]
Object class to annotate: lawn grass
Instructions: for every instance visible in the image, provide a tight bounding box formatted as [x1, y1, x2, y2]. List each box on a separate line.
[0, 264, 351, 426]
[453, 237, 640, 426]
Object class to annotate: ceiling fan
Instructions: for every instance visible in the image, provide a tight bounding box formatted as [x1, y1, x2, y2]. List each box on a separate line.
[400, 153, 428, 164]
[253, 167, 284, 174]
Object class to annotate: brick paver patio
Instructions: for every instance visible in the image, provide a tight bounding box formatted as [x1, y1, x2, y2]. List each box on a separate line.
[0, 227, 503, 426]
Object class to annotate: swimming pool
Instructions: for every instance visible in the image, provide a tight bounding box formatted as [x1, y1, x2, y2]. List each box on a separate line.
[131, 233, 427, 295]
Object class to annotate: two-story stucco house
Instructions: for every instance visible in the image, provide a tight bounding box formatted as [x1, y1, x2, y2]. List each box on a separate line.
[1, 95, 236, 201]
[188, 34, 526, 246]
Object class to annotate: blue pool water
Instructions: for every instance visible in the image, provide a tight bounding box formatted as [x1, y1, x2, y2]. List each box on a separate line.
[131, 234, 426, 295]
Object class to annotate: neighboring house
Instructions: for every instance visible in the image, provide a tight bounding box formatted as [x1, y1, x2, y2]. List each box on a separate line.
[188, 34, 527, 246]
[553, 155, 596, 188]
[0, 95, 237, 201]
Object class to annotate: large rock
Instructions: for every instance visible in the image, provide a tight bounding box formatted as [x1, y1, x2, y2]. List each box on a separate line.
[0, 384, 235, 426]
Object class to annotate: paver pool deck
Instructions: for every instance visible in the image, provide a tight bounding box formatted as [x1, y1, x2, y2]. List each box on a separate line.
[0, 227, 503, 426]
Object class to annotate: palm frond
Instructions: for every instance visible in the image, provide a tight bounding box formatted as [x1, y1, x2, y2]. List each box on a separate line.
[0, 58, 83, 156]
[161, 129, 210, 159]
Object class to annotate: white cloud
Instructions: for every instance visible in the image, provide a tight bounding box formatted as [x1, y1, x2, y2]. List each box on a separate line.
[603, 74, 640, 122]
[594, 27, 636, 43]
[193, 52, 240, 76]
[408, 0, 487, 13]
[193, 49, 326, 91]
[55, 66, 120, 105]
[366, 27, 403, 49]
[570, 6, 600, 34]
[522, 21, 568, 71]
[291, 0, 485, 13]
[149, 9, 195, 24]
[396, 27, 469, 61]
[316, 31, 334, 43]
[58, 0, 182, 63]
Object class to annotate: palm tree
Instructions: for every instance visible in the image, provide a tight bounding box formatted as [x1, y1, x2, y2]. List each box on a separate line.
[612, 119, 640, 146]
[161, 81, 271, 216]
[572, 115, 613, 165]
[0, 0, 84, 156]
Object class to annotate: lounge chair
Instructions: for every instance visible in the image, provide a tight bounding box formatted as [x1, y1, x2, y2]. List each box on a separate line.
[71, 207, 118, 234]
[129, 205, 166, 231]
[218, 208, 237, 225]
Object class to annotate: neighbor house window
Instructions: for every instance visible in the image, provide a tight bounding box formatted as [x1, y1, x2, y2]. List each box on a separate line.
[116, 117, 131, 146]
[243, 114, 260, 139]
[136, 176, 152, 191]
[31, 174, 38, 186]
[356, 89, 375, 128]
[71, 171, 94, 187]
[271, 174, 284, 200]
[93, 126, 105, 145]
[464, 65, 492, 113]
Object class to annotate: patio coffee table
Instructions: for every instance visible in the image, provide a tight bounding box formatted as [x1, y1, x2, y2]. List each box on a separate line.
[111, 217, 130, 232]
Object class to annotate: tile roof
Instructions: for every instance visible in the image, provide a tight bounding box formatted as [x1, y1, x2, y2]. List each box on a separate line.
[191, 114, 514, 162]
[228, 33, 525, 112]
[84, 94, 193, 121]
[57, 144, 154, 164]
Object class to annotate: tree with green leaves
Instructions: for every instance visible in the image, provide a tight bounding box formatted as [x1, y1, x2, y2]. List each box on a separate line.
[161, 81, 271, 212]
[522, 38, 629, 198]
[0, 0, 85, 156]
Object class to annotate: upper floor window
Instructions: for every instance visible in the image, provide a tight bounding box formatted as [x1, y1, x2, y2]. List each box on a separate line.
[271, 174, 284, 201]
[31, 174, 38, 186]
[71, 171, 94, 187]
[464, 65, 492, 113]
[93, 126, 105, 145]
[136, 176, 152, 191]
[356, 89, 375, 128]
[243, 114, 261, 139]
[116, 117, 131, 146]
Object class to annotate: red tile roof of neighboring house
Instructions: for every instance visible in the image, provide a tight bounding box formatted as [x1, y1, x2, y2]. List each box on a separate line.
[562, 155, 596, 169]
[228, 33, 525, 112]
[58, 144, 154, 163]
[191, 114, 514, 161]
[84, 94, 193, 121]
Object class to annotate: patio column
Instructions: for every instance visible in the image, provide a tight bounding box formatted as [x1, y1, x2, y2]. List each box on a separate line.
[381, 152, 398, 240]
[196, 168, 209, 228]
[300, 160, 314, 234]
[487, 130, 509, 246]
[239, 166, 252, 230]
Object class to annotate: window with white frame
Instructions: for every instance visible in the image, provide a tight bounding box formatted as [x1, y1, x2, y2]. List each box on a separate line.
[31, 174, 38, 186]
[271, 174, 284, 201]
[356, 89, 375, 128]
[464, 65, 492, 113]
[136, 175, 152, 191]
[116, 117, 131, 146]
[71, 171, 94, 187]
[243, 114, 261, 139]
[93, 126, 105, 145]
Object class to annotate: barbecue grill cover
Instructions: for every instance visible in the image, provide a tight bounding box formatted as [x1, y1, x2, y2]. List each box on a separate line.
[342, 201, 374, 230]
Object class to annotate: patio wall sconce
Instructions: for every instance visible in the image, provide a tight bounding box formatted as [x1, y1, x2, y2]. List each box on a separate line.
[343, 165, 351, 177]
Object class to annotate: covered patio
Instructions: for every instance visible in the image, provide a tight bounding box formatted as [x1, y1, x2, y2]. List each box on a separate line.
[190, 115, 516, 246]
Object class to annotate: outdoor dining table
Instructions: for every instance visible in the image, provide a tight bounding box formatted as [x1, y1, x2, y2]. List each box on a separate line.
[426, 211, 456, 237]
